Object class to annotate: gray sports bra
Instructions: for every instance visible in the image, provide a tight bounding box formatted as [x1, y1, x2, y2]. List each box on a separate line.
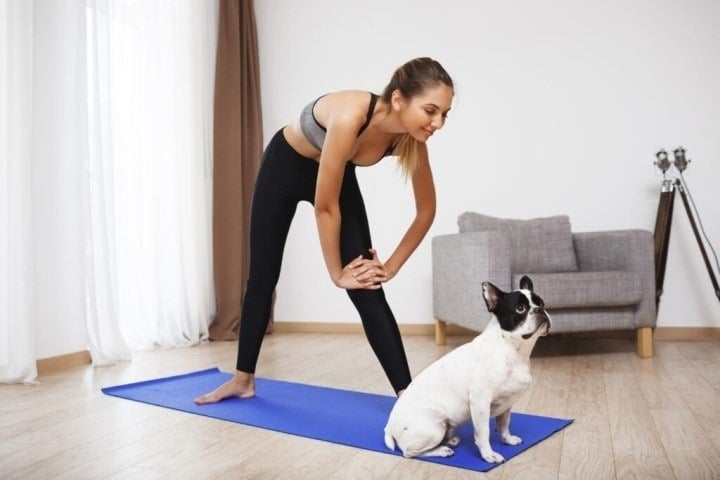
[299, 93, 395, 160]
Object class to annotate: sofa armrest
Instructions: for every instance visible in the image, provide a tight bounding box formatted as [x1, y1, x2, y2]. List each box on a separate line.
[432, 231, 511, 331]
[573, 229, 657, 327]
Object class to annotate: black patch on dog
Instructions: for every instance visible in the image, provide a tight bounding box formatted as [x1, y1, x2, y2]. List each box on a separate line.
[482, 277, 548, 334]
[494, 291, 531, 332]
[530, 292, 544, 307]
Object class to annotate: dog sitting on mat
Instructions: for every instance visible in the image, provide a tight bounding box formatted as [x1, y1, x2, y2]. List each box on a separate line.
[384, 275, 551, 463]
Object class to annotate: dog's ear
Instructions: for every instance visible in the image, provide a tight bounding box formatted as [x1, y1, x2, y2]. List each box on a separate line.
[482, 281, 503, 312]
[519, 275, 534, 292]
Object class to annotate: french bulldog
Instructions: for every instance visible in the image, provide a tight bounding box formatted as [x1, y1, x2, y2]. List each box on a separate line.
[384, 275, 551, 463]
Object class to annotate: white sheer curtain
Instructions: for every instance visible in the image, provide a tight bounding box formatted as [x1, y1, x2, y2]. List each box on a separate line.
[1, 0, 217, 377]
[84, 0, 218, 358]
[0, 0, 37, 384]
[83, 0, 131, 364]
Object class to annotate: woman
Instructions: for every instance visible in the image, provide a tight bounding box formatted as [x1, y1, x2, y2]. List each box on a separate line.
[195, 57, 454, 403]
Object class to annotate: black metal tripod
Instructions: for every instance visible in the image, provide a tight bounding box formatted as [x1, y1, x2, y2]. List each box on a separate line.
[653, 148, 720, 309]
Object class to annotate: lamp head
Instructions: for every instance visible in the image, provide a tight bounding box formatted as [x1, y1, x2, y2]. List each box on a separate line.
[673, 147, 690, 172]
[655, 149, 671, 174]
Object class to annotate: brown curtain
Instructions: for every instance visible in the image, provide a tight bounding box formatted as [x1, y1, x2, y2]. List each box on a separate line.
[209, 0, 271, 340]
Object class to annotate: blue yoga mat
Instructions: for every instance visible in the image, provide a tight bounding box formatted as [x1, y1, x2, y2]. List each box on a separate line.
[102, 367, 572, 472]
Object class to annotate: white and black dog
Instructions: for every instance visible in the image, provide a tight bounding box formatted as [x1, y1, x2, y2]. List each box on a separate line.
[384, 275, 551, 463]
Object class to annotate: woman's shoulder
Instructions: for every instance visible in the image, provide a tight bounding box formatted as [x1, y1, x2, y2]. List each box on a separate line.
[320, 89, 375, 101]
[316, 90, 375, 112]
[315, 90, 376, 122]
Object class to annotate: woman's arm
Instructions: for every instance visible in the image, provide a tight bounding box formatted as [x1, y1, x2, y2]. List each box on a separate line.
[314, 107, 381, 289]
[383, 142, 436, 280]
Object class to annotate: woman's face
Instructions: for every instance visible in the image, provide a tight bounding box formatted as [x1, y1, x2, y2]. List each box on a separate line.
[395, 83, 454, 142]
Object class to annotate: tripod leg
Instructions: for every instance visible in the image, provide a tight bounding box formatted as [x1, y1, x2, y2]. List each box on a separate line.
[653, 184, 675, 308]
[677, 185, 720, 302]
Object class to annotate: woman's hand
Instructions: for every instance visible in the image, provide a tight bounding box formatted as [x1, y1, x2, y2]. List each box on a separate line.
[335, 249, 393, 290]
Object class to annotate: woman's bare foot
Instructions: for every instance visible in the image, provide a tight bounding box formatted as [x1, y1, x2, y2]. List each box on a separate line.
[194, 371, 255, 404]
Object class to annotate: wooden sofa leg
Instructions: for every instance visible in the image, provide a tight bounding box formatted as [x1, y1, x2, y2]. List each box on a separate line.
[435, 319, 447, 346]
[637, 327, 653, 358]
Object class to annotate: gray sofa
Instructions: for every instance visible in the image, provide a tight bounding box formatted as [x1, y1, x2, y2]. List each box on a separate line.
[432, 213, 657, 357]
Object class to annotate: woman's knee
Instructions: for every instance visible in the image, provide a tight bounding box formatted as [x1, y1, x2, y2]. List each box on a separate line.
[346, 286, 387, 304]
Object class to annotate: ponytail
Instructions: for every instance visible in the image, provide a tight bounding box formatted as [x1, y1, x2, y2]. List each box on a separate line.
[394, 133, 420, 179]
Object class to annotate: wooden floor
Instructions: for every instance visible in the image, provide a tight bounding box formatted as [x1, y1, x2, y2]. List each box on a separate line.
[2, 332, 720, 479]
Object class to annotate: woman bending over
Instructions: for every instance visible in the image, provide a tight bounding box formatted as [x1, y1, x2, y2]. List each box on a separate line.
[195, 57, 454, 403]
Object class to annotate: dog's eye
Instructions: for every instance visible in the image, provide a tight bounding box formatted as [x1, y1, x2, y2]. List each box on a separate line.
[516, 305, 527, 314]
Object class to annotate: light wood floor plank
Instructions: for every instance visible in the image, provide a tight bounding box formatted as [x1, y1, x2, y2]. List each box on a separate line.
[650, 407, 720, 480]
[604, 370, 675, 479]
[559, 350, 615, 480]
[654, 341, 720, 468]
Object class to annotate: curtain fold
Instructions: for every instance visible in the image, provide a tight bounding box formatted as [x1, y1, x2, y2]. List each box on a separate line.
[84, 0, 219, 355]
[209, 0, 267, 340]
[83, 0, 131, 364]
[0, 0, 37, 384]
[2, 1, 223, 378]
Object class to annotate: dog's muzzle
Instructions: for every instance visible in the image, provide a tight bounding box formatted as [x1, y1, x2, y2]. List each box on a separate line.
[537, 311, 551, 335]
[532, 308, 551, 336]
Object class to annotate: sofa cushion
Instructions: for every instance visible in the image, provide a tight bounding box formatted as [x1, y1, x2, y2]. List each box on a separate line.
[458, 212, 578, 273]
[512, 271, 643, 308]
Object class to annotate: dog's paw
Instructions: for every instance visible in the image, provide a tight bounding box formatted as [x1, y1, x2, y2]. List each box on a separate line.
[480, 448, 506, 464]
[436, 446, 455, 457]
[415, 445, 455, 458]
[447, 436, 461, 447]
[502, 434, 522, 446]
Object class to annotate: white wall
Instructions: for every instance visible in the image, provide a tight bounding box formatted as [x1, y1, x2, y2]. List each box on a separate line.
[27, 0, 720, 363]
[254, 0, 720, 328]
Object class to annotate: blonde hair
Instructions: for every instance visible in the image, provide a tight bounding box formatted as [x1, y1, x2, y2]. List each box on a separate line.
[393, 133, 420, 179]
[381, 57, 453, 178]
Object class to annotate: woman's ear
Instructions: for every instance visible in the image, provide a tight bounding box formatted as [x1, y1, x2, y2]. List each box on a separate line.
[391, 89, 404, 111]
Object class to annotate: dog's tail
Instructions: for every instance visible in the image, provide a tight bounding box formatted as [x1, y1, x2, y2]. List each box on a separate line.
[383, 429, 396, 451]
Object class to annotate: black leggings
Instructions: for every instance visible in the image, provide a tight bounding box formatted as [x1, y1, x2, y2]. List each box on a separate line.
[236, 129, 411, 393]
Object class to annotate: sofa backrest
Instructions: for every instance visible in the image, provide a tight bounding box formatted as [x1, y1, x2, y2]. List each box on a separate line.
[457, 212, 579, 273]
